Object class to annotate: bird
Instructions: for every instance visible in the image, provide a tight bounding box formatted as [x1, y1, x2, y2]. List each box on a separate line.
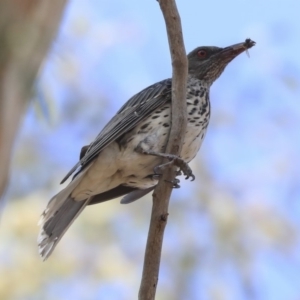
[38, 39, 256, 260]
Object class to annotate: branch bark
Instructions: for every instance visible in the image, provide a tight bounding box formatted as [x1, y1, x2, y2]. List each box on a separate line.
[0, 0, 67, 200]
[138, 1, 188, 299]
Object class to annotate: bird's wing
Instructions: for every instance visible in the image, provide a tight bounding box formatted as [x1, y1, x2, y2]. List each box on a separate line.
[61, 78, 172, 184]
[87, 185, 155, 205]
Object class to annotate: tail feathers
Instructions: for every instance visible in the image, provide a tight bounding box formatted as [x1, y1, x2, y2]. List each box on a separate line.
[38, 197, 88, 260]
[38, 164, 93, 260]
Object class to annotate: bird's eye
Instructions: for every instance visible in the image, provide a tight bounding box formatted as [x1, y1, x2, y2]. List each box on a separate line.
[197, 50, 207, 58]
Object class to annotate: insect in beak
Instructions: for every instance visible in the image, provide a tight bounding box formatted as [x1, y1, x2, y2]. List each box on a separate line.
[245, 48, 250, 58]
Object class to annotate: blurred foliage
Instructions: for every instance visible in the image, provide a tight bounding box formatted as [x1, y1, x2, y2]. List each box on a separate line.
[1, 0, 300, 300]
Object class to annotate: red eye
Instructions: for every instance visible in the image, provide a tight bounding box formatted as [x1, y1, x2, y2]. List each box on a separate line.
[197, 50, 207, 58]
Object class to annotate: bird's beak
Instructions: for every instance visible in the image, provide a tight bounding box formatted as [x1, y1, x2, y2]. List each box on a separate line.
[220, 39, 256, 58]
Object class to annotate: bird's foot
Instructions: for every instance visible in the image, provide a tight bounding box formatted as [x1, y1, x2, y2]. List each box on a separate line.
[136, 146, 195, 181]
[145, 151, 195, 181]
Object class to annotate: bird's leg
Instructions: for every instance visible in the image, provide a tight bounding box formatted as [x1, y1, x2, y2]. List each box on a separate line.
[136, 145, 195, 181]
[153, 161, 172, 175]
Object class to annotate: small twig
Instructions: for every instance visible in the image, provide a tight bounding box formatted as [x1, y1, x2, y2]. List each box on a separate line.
[138, 0, 188, 299]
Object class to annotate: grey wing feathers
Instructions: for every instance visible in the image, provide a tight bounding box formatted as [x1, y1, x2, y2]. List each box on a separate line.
[61, 79, 172, 184]
[120, 186, 155, 204]
[87, 185, 155, 205]
[88, 185, 138, 205]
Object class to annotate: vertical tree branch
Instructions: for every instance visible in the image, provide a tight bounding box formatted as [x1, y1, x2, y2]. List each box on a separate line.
[138, 0, 188, 299]
[0, 0, 67, 201]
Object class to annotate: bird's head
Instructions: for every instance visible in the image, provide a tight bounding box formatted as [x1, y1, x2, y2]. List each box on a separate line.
[188, 39, 256, 85]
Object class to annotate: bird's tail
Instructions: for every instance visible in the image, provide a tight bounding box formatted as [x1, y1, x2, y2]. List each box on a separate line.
[38, 166, 92, 260]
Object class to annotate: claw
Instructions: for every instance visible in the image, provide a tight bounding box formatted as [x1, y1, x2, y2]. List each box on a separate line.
[172, 157, 195, 182]
[176, 170, 182, 176]
[186, 175, 195, 181]
[154, 165, 162, 175]
[151, 174, 161, 180]
[185, 173, 195, 181]
[165, 178, 180, 188]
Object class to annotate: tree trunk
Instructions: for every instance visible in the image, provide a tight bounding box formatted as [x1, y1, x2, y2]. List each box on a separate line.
[0, 0, 67, 200]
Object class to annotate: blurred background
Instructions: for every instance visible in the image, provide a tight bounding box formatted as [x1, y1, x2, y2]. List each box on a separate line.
[1, 0, 300, 299]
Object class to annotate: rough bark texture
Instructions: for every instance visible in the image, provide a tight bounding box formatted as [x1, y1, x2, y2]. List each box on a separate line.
[0, 0, 67, 199]
[138, 0, 188, 299]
